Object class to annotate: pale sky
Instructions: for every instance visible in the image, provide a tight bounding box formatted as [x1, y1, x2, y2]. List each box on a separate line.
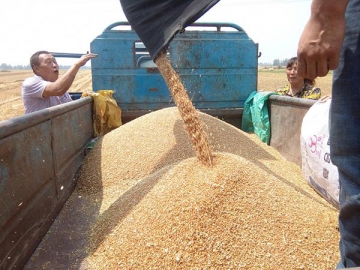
[0, 0, 312, 66]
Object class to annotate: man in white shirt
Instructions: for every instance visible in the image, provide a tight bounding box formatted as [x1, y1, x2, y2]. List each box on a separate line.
[22, 50, 97, 114]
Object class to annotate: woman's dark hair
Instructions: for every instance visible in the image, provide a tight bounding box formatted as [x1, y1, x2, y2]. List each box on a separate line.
[286, 56, 315, 86]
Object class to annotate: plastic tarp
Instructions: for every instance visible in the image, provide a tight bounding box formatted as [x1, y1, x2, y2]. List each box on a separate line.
[241, 91, 277, 145]
[119, 0, 220, 60]
[82, 90, 122, 137]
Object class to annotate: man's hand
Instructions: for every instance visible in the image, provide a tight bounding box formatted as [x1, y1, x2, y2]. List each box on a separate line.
[297, 0, 348, 79]
[77, 53, 98, 67]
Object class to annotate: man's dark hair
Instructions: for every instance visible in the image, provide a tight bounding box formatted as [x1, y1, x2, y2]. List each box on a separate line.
[30, 50, 50, 72]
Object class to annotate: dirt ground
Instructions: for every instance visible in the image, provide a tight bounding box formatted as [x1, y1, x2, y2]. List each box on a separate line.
[0, 69, 332, 122]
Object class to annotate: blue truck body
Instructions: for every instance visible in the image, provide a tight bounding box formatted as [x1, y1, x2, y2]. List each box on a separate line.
[90, 22, 259, 125]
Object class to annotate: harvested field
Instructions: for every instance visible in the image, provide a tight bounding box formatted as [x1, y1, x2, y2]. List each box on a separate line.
[0, 69, 332, 122]
[257, 68, 333, 95]
[25, 107, 339, 270]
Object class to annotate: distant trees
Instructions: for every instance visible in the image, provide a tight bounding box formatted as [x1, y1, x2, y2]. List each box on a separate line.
[272, 58, 290, 67]
[1, 63, 31, 70]
[259, 59, 291, 67]
[0, 63, 22, 70]
[258, 62, 272, 67]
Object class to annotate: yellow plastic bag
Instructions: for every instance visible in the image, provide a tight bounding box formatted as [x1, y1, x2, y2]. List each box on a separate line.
[82, 90, 122, 136]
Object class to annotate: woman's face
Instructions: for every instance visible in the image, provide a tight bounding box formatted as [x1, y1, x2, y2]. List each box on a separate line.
[286, 62, 304, 86]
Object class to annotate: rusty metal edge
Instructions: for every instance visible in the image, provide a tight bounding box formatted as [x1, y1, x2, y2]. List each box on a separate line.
[268, 94, 316, 107]
[0, 97, 93, 139]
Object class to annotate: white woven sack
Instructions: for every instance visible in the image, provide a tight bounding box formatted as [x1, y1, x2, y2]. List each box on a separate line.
[300, 99, 339, 208]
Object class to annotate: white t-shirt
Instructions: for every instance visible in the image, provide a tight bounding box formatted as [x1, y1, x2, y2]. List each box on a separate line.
[22, 75, 73, 114]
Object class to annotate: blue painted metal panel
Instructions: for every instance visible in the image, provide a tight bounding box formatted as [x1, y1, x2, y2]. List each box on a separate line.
[0, 98, 94, 270]
[51, 103, 93, 196]
[90, 21, 258, 112]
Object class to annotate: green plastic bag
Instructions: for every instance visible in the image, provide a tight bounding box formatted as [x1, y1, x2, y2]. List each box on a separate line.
[241, 91, 277, 144]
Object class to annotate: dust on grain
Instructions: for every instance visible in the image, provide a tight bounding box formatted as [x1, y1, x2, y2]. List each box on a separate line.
[155, 50, 213, 166]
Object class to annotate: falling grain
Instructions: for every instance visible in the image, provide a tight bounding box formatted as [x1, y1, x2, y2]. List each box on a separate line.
[155, 50, 213, 166]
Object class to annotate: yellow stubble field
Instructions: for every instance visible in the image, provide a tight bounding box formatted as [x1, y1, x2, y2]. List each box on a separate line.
[0, 69, 333, 122]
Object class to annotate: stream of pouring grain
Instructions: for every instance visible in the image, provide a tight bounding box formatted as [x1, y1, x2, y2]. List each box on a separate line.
[155, 50, 213, 166]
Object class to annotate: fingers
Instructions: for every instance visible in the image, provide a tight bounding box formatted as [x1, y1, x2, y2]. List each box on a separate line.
[84, 53, 98, 59]
[305, 59, 318, 80]
[77, 53, 97, 66]
[316, 59, 329, 77]
[328, 56, 340, 70]
[297, 55, 330, 79]
[81, 53, 97, 62]
[297, 56, 307, 78]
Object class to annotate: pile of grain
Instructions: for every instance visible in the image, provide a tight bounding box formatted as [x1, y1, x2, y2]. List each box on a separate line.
[26, 107, 339, 269]
[77, 107, 338, 269]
